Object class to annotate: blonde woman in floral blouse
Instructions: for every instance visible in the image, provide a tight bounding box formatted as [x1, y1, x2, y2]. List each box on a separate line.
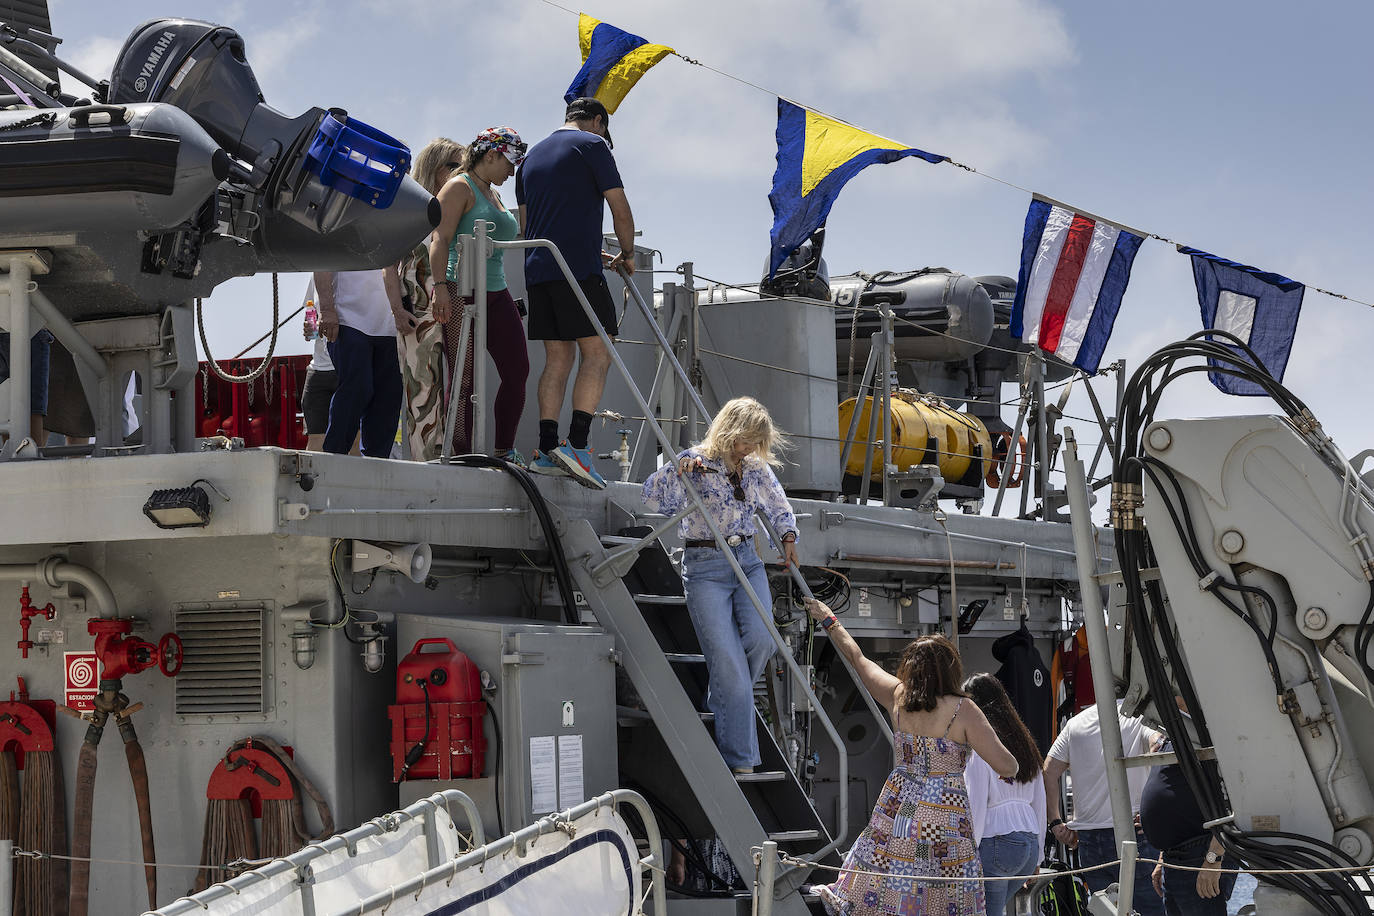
[641, 396, 799, 773]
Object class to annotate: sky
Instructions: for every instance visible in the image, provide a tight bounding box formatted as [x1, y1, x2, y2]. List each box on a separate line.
[43, 0, 1374, 499]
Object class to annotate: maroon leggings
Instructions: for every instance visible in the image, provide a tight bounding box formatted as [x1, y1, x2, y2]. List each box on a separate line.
[441, 284, 529, 453]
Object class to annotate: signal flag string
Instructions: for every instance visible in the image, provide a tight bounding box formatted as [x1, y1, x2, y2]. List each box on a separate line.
[530, 0, 1374, 310]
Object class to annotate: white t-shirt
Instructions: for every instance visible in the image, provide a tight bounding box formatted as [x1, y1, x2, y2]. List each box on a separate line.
[330, 269, 395, 338]
[965, 751, 1047, 848]
[1046, 702, 1156, 829]
[309, 336, 333, 372]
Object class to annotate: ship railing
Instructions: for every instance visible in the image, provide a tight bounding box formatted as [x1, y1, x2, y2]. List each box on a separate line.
[148, 789, 663, 916]
[147, 788, 486, 915]
[452, 223, 884, 859]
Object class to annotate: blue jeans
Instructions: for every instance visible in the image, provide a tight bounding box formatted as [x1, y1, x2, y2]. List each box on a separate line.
[0, 328, 54, 414]
[1161, 836, 1236, 916]
[325, 325, 402, 457]
[682, 543, 774, 770]
[1077, 826, 1164, 916]
[979, 831, 1039, 916]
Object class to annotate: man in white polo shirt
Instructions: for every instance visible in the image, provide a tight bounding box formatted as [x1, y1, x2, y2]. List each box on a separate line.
[314, 267, 413, 457]
[1044, 701, 1165, 916]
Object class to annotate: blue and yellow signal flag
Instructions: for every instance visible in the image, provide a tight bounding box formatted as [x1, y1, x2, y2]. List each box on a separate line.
[564, 14, 674, 114]
[767, 100, 947, 278]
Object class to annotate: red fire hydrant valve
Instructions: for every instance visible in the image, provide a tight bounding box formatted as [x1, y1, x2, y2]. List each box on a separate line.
[17, 587, 56, 659]
[88, 618, 180, 682]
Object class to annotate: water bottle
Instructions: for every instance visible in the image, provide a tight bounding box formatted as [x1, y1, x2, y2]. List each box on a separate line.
[304, 299, 319, 340]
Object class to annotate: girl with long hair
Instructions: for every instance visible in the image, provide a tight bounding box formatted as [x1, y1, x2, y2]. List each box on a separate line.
[641, 397, 800, 773]
[427, 127, 530, 461]
[962, 673, 1047, 916]
[803, 600, 1019, 916]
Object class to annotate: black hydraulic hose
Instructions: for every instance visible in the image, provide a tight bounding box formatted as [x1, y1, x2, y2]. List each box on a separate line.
[1113, 340, 1370, 914]
[448, 454, 580, 625]
[621, 779, 739, 893]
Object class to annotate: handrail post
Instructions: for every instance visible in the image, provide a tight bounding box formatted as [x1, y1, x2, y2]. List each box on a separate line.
[0, 838, 12, 916]
[3, 255, 33, 455]
[682, 261, 700, 444]
[473, 219, 490, 455]
[879, 307, 895, 506]
[1034, 350, 1050, 514]
[754, 841, 779, 916]
[441, 232, 478, 462]
[1117, 838, 1137, 916]
[837, 343, 878, 475]
[1064, 429, 1136, 878]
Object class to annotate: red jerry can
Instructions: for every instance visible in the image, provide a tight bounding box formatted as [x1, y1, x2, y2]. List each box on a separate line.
[387, 638, 487, 781]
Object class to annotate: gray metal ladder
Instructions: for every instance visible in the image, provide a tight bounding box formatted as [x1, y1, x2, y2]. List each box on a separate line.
[565, 521, 830, 910]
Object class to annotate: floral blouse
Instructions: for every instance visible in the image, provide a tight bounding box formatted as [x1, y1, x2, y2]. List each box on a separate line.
[641, 448, 798, 544]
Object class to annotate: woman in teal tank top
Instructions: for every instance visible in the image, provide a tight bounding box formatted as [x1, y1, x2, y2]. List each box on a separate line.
[427, 127, 531, 461]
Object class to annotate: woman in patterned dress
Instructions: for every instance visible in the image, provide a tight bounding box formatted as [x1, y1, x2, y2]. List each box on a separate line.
[804, 598, 1019, 916]
[402, 138, 462, 461]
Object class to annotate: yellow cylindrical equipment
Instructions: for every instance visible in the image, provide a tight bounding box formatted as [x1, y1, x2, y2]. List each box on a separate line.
[837, 393, 992, 483]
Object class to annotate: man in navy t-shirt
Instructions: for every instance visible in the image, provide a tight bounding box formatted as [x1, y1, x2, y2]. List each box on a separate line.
[515, 97, 636, 490]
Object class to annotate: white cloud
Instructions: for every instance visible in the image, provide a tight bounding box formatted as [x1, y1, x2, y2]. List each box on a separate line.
[60, 35, 121, 88]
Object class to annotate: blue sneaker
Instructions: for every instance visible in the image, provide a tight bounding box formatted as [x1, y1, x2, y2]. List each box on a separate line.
[496, 448, 529, 469]
[528, 449, 568, 477]
[551, 442, 607, 490]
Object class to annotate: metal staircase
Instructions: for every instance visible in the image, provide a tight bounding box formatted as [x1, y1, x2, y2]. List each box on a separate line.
[565, 520, 833, 912]
[453, 229, 886, 913]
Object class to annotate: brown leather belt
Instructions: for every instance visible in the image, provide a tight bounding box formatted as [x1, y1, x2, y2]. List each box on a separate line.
[685, 535, 751, 549]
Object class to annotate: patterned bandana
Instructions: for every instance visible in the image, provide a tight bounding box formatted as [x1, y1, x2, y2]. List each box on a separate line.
[473, 126, 527, 166]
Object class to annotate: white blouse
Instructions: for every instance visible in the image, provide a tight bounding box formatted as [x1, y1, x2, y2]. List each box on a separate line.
[965, 751, 1047, 850]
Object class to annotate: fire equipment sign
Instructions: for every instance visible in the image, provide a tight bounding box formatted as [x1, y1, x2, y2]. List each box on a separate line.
[65, 651, 98, 711]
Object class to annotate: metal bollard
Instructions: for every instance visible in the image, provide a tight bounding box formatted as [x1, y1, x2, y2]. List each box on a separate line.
[0, 839, 12, 916]
[753, 841, 779, 916]
[1117, 838, 1137, 915]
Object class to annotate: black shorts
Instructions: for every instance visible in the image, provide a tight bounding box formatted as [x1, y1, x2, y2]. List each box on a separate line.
[526, 274, 618, 341]
[300, 367, 338, 434]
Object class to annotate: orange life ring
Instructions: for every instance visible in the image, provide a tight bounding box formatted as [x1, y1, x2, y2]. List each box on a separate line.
[985, 432, 1027, 489]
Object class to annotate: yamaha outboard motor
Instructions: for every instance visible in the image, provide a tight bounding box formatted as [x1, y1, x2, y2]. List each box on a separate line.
[106, 18, 438, 271]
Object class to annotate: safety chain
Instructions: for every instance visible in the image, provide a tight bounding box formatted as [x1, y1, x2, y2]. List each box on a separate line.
[770, 850, 1374, 883]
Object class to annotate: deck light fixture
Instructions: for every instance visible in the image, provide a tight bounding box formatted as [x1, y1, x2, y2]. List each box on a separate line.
[142, 479, 229, 529]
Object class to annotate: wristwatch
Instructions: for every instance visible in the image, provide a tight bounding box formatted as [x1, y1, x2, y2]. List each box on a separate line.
[1204, 849, 1222, 865]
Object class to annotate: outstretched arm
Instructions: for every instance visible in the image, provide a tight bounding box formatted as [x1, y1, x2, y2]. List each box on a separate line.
[804, 598, 899, 710]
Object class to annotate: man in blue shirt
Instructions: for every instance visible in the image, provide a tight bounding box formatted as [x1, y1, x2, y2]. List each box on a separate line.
[515, 97, 636, 489]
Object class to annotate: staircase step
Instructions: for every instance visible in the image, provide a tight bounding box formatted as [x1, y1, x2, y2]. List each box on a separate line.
[767, 829, 821, 843]
[664, 652, 706, 664]
[633, 594, 687, 606]
[735, 770, 788, 783]
[600, 535, 640, 546]
[615, 704, 652, 723]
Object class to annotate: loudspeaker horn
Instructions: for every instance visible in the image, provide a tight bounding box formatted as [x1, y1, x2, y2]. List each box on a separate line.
[351, 540, 432, 583]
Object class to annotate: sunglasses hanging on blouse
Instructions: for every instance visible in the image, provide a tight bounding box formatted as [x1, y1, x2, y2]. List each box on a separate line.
[728, 470, 746, 502]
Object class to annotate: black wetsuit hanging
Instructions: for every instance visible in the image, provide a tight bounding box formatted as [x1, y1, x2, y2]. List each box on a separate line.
[993, 621, 1053, 755]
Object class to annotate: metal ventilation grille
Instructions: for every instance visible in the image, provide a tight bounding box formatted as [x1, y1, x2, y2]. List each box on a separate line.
[174, 604, 267, 716]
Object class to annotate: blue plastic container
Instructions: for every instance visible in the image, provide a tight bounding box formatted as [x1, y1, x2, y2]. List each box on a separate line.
[304, 111, 411, 209]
